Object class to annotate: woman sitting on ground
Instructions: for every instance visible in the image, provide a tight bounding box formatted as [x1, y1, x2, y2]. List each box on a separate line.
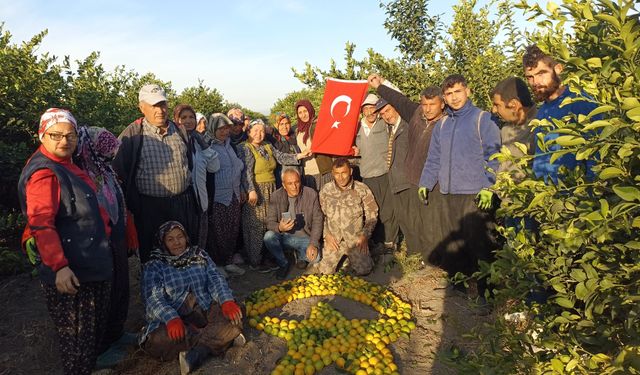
[140, 221, 245, 375]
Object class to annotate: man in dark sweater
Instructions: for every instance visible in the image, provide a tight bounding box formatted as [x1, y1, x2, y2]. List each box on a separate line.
[263, 168, 323, 279]
[368, 74, 446, 261]
[374, 98, 424, 256]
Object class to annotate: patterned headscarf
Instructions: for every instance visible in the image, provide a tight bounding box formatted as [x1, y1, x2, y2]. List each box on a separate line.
[74, 126, 124, 225]
[294, 99, 315, 144]
[226, 108, 245, 125]
[206, 113, 233, 143]
[38, 108, 78, 140]
[150, 221, 208, 268]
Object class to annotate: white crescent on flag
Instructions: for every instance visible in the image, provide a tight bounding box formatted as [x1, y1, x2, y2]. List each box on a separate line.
[329, 95, 352, 128]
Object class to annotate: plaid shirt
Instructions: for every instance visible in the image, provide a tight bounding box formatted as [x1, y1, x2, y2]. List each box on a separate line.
[140, 248, 234, 340]
[136, 120, 191, 197]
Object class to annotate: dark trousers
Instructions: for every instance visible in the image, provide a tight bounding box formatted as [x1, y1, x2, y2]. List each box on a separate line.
[393, 186, 425, 254]
[363, 173, 398, 245]
[101, 242, 129, 351]
[207, 194, 242, 265]
[42, 281, 111, 375]
[143, 296, 242, 361]
[421, 185, 446, 262]
[137, 187, 199, 263]
[433, 193, 496, 284]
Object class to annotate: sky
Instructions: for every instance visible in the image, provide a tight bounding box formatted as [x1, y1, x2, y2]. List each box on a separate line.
[1, 0, 538, 114]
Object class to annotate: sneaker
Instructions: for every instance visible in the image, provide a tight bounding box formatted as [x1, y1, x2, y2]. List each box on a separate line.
[224, 264, 246, 276]
[275, 263, 291, 280]
[231, 253, 245, 265]
[216, 266, 229, 278]
[249, 263, 279, 273]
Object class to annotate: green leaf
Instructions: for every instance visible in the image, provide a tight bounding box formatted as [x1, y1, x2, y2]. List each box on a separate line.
[594, 14, 621, 30]
[626, 241, 640, 250]
[570, 269, 587, 282]
[586, 57, 602, 68]
[551, 358, 565, 373]
[633, 217, 640, 228]
[599, 167, 624, 179]
[556, 297, 574, 308]
[599, 199, 609, 217]
[612, 185, 640, 201]
[575, 282, 589, 300]
[627, 107, 640, 121]
[588, 105, 616, 118]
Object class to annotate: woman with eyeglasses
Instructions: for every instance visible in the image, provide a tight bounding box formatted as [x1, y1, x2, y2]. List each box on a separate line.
[294, 99, 334, 191]
[18, 108, 114, 375]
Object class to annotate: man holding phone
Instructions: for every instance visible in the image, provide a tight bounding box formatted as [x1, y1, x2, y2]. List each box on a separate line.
[264, 168, 323, 279]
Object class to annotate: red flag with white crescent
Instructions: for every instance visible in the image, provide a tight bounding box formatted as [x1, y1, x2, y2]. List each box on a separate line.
[311, 78, 369, 156]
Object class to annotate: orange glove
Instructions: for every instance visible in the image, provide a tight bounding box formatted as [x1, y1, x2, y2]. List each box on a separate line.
[221, 301, 242, 324]
[166, 318, 185, 341]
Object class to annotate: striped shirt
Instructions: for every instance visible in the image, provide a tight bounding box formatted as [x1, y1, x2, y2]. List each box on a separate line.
[136, 120, 191, 197]
[209, 137, 244, 206]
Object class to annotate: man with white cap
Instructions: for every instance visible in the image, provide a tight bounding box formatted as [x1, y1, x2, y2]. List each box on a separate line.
[353, 93, 397, 251]
[113, 84, 199, 263]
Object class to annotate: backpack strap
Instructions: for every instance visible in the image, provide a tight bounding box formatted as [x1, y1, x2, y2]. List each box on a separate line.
[476, 111, 487, 144]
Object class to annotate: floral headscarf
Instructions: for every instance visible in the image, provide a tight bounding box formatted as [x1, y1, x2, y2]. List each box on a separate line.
[74, 126, 124, 225]
[150, 221, 208, 268]
[38, 108, 77, 140]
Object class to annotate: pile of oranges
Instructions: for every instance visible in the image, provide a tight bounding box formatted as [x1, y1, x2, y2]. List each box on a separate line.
[245, 273, 415, 375]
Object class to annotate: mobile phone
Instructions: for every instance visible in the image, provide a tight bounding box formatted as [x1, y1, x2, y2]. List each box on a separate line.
[282, 212, 292, 221]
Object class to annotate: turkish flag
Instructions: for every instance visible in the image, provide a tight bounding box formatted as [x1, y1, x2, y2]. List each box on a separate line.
[311, 78, 369, 156]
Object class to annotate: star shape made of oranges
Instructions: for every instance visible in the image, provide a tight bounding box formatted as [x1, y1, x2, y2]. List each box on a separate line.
[245, 273, 416, 375]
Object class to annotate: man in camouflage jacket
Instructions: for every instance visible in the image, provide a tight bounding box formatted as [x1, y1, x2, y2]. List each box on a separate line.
[317, 158, 378, 276]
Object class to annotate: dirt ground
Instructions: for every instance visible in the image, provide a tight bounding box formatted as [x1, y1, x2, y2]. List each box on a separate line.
[0, 254, 490, 375]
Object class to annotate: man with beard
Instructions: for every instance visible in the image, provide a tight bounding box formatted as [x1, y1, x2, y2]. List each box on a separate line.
[523, 44, 599, 183]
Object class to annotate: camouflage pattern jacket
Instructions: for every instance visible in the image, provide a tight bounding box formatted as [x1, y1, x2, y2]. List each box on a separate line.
[319, 180, 378, 246]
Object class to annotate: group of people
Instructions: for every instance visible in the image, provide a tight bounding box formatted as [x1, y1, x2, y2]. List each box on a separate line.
[18, 43, 598, 374]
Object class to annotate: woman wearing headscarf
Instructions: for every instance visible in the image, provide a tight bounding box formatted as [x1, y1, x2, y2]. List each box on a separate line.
[271, 113, 302, 188]
[18, 108, 113, 374]
[294, 99, 333, 191]
[204, 113, 246, 276]
[173, 104, 220, 249]
[195, 112, 207, 134]
[74, 126, 137, 360]
[226, 108, 248, 152]
[141, 221, 244, 375]
[237, 119, 310, 270]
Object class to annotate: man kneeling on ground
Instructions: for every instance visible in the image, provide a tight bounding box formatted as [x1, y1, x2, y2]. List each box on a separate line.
[317, 158, 378, 276]
[264, 168, 322, 279]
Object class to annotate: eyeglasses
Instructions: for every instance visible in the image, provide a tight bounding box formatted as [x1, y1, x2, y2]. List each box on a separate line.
[46, 132, 78, 142]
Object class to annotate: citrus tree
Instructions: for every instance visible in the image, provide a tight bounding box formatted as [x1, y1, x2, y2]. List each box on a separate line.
[452, 0, 640, 373]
